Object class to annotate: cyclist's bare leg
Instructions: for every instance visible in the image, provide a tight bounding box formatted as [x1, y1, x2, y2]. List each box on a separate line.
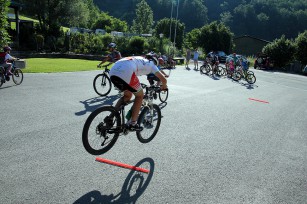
[114, 90, 133, 111]
[131, 89, 144, 123]
[156, 80, 161, 86]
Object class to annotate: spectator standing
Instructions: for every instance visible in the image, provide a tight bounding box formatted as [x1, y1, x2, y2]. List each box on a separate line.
[185, 48, 191, 69]
[193, 48, 199, 70]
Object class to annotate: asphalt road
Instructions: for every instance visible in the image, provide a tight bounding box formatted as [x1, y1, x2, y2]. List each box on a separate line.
[1, 65, 307, 204]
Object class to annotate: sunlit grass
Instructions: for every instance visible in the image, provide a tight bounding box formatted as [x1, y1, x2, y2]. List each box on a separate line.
[22, 58, 108, 73]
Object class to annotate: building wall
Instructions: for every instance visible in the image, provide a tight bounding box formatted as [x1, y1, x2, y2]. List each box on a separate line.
[233, 37, 269, 56]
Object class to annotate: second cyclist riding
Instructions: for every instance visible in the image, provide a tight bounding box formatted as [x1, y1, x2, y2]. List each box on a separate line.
[93, 63, 113, 96]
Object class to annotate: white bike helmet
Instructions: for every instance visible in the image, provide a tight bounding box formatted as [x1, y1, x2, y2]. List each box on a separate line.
[108, 42, 116, 48]
[146, 52, 159, 66]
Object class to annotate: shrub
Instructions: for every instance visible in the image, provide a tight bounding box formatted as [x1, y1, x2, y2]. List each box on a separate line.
[128, 36, 148, 55]
[262, 35, 296, 68]
[295, 30, 307, 65]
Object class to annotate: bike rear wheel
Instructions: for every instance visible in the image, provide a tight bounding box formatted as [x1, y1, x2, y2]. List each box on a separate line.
[93, 74, 112, 96]
[159, 89, 168, 103]
[12, 68, 23, 85]
[246, 74, 256, 84]
[136, 104, 161, 143]
[82, 106, 121, 155]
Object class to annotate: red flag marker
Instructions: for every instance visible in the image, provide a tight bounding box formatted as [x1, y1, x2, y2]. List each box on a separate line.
[248, 98, 269, 104]
[95, 157, 150, 174]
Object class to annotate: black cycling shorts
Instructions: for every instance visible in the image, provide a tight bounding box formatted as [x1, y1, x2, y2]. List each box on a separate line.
[110, 75, 138, 93]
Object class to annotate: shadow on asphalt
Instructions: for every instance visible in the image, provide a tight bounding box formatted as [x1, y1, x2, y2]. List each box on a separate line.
[73, 157, 155, 204]
[0, 84, 17, 89]
[75, 95, 121, 116]
[241, 82, 258, 90]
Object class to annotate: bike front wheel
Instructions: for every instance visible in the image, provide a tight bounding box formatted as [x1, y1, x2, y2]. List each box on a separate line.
[93, 74, 112, 96]
[0, 68, 4, 87]
[201, 64, 211, 75]
[82, 106, 121, 155]
[136, 104, 161, 143]
[232, 71, 242, 81]
[12, 68, 23, 85]
[159, 89, 168, 103]
[200, 65, 206, 74]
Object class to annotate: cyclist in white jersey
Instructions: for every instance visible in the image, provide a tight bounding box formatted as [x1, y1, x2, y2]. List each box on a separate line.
[109, 53, 168, 131]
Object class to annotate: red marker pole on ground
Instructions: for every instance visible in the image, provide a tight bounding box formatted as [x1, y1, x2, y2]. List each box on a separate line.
[95, 157, 150, 174]
[248, 98, 269, 104]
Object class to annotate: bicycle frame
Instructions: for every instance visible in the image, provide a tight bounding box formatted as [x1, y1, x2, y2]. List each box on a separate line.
[114, 85, 157, 136]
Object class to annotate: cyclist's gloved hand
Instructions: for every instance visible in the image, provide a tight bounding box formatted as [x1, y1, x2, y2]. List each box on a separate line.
[161, 84, 168, 91]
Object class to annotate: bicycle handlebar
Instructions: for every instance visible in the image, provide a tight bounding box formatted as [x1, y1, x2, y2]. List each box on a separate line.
[97, 63, 113, 69]
[141, 83, 167, 92]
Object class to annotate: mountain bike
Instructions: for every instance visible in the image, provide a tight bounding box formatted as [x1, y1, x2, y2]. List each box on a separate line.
[200, 58, 210, 74]
[82, 85, 163, 155]
[200, 61, 224, 76]
[93, 63, 113, 96]
[232, 66, 256, 84]
[0, 61, 23, 87]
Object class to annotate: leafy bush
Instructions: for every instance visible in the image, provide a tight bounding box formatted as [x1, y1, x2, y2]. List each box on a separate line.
[0, 0, 11, 46]
[262, 35, 296, 68]
[295, 30, 307, 65]
[128, 36, 149, 55]
[198, 21, 233, 53]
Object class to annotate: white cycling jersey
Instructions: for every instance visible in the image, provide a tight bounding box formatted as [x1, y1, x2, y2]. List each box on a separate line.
[109, 56, 159, 91]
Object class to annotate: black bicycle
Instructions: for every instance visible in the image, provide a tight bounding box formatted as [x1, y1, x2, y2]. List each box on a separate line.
[82, 85, 163, 155]
[0, 61, 23, 87]
[200, 59, 224, 76]
[232, 66, 256, 84]
[93, 63, 113, 96]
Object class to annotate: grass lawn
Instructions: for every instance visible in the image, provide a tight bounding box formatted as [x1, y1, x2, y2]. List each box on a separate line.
[23, 58, 107, 73]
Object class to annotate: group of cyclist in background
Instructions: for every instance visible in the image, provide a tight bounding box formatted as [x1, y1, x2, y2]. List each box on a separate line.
[97, 42, 168, 131]
[199, 51, 256, 84]
[203, 51, 250, 75]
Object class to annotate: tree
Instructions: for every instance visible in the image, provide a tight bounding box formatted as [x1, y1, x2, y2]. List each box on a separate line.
[131, 0, 153, 34]
[0, 0, 11, 46]
[295, 30, 307, 65]
[198, 21, 233, 53]
[180, 0, 208, 31]
[155, 18, 185, 49]
[263, 35, 296, 68]
[92, 12, 128, 32]
[20, 0, 99, 36]
[184, 28, 201, 49]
